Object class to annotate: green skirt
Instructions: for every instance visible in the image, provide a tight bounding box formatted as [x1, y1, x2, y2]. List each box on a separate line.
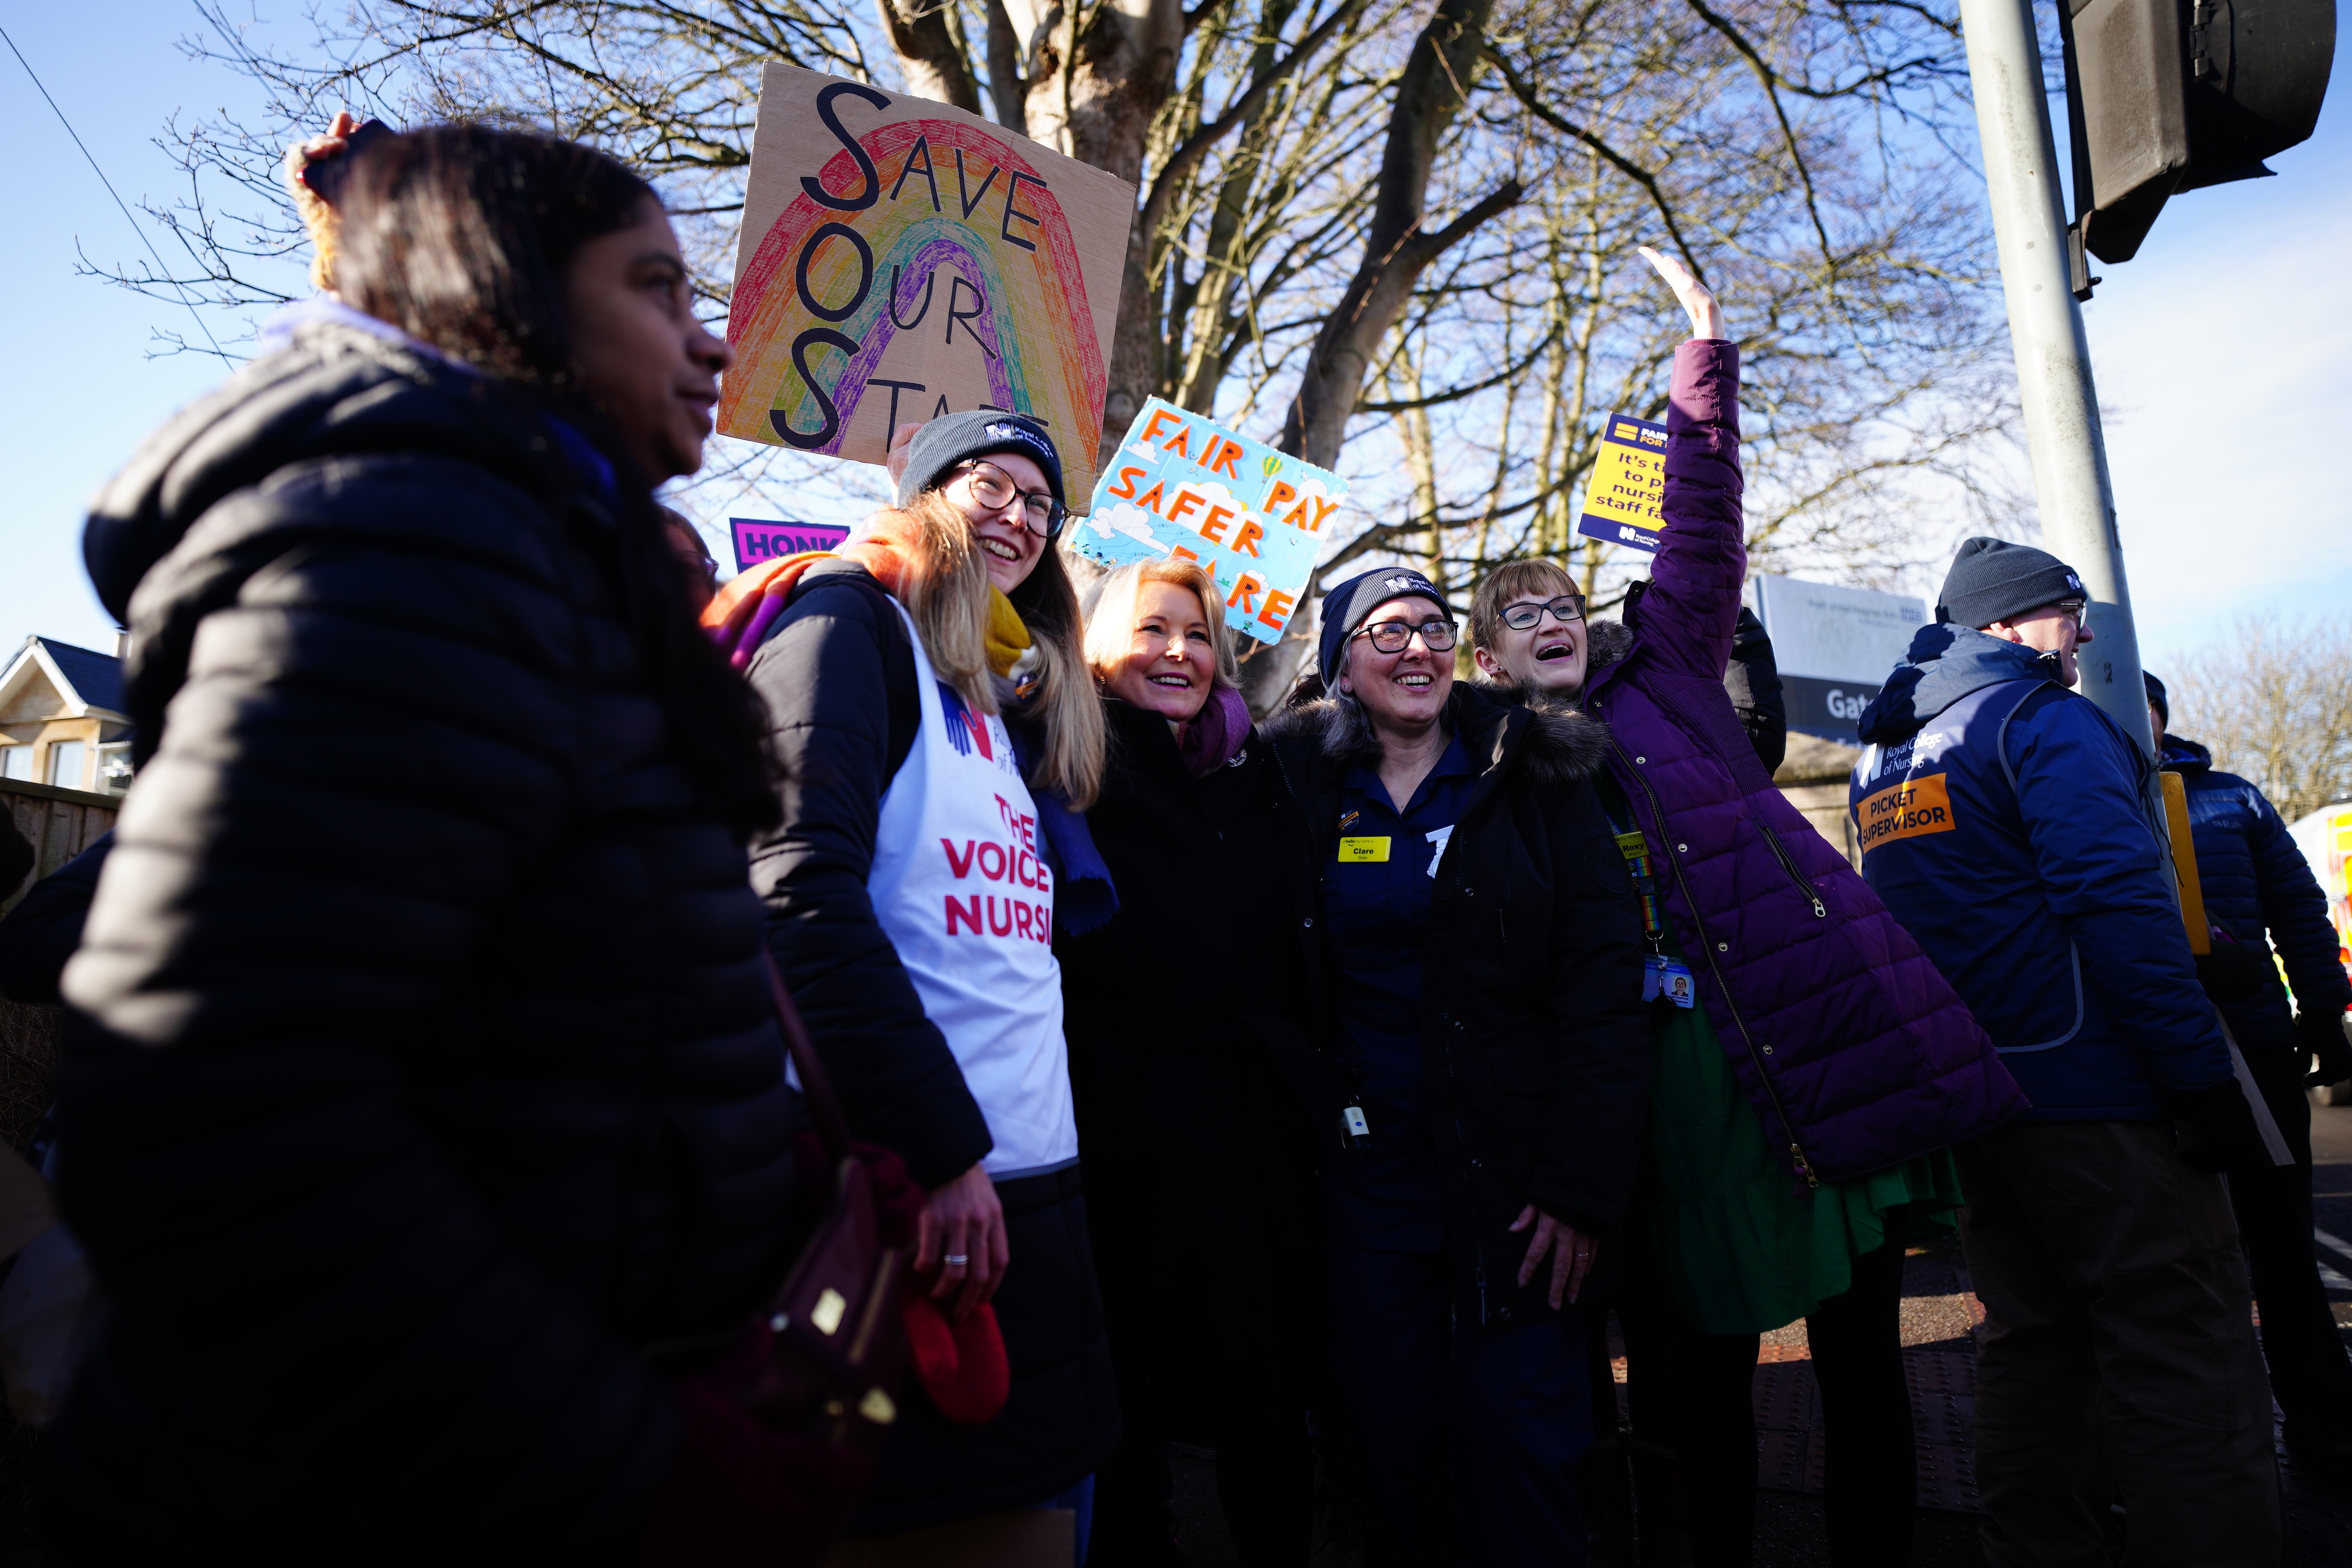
[1639, 981, 1963, 1337]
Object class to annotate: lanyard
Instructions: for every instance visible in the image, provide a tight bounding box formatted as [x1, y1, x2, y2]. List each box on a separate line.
[1602, 805, 1667, 955]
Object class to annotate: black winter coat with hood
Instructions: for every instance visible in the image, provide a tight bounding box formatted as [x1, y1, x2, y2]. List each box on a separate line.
[48, 323, 803, 1562]
[1259, 683, 1649, 1329]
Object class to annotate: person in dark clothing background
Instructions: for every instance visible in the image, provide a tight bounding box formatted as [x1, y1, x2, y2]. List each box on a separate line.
[0, 816, 31, 909]
[47, 124, 859, 1566]
[2148, 669, 2352, 1475]
[0, 833, 110, 1005]
[1061, 558, 1320, 1566]
[1723, 605, 1786, 774]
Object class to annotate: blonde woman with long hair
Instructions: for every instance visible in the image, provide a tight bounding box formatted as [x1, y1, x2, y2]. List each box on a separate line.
[1059, 559, 1324, 1567]
[704, 412, 1117, 1545]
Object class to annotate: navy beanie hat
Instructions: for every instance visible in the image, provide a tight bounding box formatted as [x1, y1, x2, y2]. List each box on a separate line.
[894, 411, 1064, 508]
[2144, 670, 2169, 730]
[1936, 537, 2087, 629]
[1317, 566, 1450, 687]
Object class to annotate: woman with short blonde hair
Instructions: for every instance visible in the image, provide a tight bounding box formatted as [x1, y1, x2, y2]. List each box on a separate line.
[1060, 554, 1323, 1565]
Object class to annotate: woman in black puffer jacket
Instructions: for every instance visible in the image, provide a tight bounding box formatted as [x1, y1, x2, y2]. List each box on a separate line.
[50, 127, 858, 1565]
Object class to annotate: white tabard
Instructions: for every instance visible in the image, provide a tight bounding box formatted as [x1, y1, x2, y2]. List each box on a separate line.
[866, 600, 1077, 1178]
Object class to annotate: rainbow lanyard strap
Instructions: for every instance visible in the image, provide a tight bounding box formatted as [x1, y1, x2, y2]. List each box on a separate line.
[1613, 827, 1667, 955]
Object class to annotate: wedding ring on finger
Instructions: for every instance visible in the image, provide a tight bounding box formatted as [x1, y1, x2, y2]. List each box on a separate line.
[943, 1254, 970, 1267]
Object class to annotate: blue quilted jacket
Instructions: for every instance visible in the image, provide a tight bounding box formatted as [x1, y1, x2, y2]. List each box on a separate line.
[2161, 734, 2352, 1057]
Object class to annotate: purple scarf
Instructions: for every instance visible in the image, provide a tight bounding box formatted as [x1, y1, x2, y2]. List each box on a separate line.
[1177, 688, 1252, 777]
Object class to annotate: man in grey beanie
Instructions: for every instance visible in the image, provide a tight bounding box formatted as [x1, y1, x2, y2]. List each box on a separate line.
[1846, 537, 2276, 1563]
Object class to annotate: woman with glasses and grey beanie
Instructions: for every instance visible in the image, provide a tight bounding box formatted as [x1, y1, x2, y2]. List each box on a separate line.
[704, 411, 1119, 1547]
[1254, 564, 1650, 1564]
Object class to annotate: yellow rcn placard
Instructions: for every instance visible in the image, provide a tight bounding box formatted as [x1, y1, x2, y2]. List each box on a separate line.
[1575, 412, 1670, 554]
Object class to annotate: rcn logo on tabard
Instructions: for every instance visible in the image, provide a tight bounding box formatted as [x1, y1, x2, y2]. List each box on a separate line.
[937, 681, 994, 762]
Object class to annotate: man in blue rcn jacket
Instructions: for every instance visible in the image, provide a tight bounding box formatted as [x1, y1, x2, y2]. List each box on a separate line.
[2149, 668, 2352, 1475]
[1852, 538, 2275, 1565]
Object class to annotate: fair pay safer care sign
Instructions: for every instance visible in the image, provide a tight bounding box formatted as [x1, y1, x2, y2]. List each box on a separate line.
[1575, 412, 1670, 554]
[1075, 396, 1344, 645]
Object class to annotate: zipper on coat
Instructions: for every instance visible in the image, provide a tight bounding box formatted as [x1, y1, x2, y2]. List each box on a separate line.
[1614, 740, 1820, 1190]
[1758, 823, 1827, 919]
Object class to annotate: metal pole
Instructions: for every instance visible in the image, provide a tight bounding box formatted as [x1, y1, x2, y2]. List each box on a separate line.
[1957, 0, 2155, 758]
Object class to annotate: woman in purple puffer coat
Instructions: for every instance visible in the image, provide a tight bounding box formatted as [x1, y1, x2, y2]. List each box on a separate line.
[1467, 249, 2027, 1568]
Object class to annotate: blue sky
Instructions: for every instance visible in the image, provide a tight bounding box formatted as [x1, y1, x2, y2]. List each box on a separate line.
[1, 3, 2344, 673]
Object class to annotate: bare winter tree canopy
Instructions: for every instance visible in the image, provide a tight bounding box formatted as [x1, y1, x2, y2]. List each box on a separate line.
[2168, 615, 2352, 828]
[113, 0, 2026, 707]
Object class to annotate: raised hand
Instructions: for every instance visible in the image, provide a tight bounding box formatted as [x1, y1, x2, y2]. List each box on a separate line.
[1638, 245, 1726, 342]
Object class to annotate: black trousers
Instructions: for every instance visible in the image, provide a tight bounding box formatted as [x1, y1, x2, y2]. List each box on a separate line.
[2232, 1050, 2352, 1439]
[1591, 1240, 1916, 1568]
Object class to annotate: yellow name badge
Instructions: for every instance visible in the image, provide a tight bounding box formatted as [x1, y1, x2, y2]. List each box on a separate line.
[1338, 836, 1392, 863]
[1853, 773, 1956, 853]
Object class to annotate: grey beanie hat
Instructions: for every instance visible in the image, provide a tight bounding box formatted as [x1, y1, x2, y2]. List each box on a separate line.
[1936, 537, 2087, 629]
[893, 410, 1064, 508]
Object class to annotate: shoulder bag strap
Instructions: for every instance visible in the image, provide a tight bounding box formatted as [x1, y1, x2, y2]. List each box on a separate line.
[762, 951, 853, 1166]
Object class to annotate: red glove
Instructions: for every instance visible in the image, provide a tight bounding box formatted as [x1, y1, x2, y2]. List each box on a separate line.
[902, 1293, 1011, 1426]
[637, 1321, 872, 1568]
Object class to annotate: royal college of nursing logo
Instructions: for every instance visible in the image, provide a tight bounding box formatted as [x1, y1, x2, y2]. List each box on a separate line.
[936, 681, 995, 762]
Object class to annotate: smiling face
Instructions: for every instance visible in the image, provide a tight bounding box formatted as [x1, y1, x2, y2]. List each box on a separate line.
[1474, 594, 1587, 697]
[940, 450, 1050, 594]
[1341, 595, 1454, 731]
[563, 203, 731, 483]
[1104, 579, 1218, 724]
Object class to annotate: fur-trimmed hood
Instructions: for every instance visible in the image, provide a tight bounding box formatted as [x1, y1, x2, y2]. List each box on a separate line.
[1259, 680, 1611, 789]
[1584, 617, 1635, 673]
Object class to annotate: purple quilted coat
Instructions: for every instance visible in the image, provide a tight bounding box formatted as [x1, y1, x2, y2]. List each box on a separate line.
[1580, 339, 2027, 1184]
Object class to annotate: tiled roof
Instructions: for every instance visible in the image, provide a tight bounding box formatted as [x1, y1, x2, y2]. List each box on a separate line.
[34, 638, 125, 715]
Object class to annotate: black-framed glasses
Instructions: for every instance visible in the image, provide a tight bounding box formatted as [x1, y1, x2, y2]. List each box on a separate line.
[1354, 617, 1458, 655]
[955, 459, 1066, 538]
[1499, 593, 1587, 631]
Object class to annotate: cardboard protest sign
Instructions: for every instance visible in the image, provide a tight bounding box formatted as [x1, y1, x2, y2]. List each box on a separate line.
[730, 518, 853, 576]
[1574, 412, 1670, 554]
[718, 65, 1136, 500]
[1073, 397, 1341, 644]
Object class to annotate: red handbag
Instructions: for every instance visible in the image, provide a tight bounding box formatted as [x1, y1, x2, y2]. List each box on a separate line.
[748, 954, 911, 1452]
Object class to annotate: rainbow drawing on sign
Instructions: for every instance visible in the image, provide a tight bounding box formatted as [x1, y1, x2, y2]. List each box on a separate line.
[720, 101, 1106, 458]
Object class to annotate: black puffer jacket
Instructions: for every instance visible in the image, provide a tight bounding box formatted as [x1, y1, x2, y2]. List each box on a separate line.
[744, 566, 1119, 1534]
[1260, 683, 1650, 1328]
[1057, 700, 1325, 1443]
[49, 325, 801, 1561]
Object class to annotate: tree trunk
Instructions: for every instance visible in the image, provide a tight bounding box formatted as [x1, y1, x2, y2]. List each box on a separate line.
[1007, 0, 1188, 473]
[875, 0, 985, 113]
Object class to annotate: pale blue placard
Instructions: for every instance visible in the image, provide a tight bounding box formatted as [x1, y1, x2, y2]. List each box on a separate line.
[1073, 397, 1343, 644]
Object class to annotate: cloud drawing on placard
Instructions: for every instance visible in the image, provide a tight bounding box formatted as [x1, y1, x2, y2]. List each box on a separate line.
[1087, 501, 1162, 548]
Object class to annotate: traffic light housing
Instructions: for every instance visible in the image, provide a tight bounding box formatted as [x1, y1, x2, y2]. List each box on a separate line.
[2060, 0, 2336, 270]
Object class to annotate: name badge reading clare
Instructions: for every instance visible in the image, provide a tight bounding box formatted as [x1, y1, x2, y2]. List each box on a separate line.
[1337, 837, 1392, 863]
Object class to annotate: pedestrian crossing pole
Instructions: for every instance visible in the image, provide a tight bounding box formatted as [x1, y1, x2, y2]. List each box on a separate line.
[1956, 0, 2157, 761]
